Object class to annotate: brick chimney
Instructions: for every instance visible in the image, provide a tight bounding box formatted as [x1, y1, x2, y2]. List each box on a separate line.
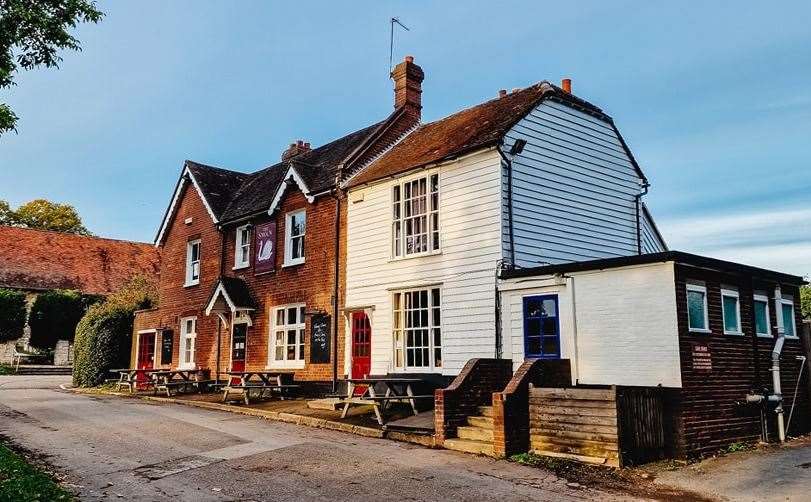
[281, 140, 311, 161]
[391, 55, 424, 118]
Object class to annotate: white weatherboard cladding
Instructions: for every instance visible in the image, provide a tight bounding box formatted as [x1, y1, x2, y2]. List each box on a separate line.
[345, 150, 503, 376]
[501, 262, 682, 387]
[502, 100, 644, 266]
[641, 207, 667, 253]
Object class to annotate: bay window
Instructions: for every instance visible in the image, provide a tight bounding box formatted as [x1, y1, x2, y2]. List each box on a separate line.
[392, 174, 439, 258]
[270, 304, 306, 367]
[393, 287, 441, 370]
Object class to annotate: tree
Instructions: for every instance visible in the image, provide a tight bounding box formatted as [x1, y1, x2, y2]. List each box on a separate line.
[28, 289, 88, 349]
[73, 275, 157, 387]
[0, 198, 91, 234]
[0, 288, 27, 343]
[0, 0, 103, 135]
[801, 284, 810, 320]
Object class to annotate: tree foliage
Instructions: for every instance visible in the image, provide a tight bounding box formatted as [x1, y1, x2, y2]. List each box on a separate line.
[0, 288, 27, 343]
[0, 0, 103, 135]
[28, 289, 89, 349]
[73, 275, 157, 387]
[801, 284, 810, 320]
[0, 198, 91, 234]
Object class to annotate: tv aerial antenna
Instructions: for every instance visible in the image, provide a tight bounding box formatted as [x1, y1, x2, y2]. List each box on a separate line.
[389, 17, 410, 73]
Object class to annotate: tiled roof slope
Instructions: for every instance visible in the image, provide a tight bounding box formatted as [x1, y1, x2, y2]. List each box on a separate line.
[218, 120, 385, 223]
[346, 82, 609, 188]
[0, 226, 160, 295]
[185, 161, 250, 219]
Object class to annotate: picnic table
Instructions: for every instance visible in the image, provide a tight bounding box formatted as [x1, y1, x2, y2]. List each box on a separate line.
[109, 368, 160, 393]
[219, 371, 299, 405]
[339, 377, 433, 425]
[151, 369, 212, 397]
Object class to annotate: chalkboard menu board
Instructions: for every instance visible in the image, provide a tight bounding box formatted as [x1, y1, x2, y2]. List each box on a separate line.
[310, 314, 331, 364]
[160, 329, 173, 365]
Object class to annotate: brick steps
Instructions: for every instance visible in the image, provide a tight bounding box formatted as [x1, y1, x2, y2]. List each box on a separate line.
[443, 438, 495, 456]
[477, 405, 493, 417]
[466, 415, 493, 428]
[457, 425, 494, 442]
[12, 365, 72, 376]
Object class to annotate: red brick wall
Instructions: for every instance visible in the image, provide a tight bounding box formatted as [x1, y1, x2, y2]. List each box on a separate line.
[674, 265, 810, 458]
[133, 183, 225, 373]
[220, 187, 346, 382]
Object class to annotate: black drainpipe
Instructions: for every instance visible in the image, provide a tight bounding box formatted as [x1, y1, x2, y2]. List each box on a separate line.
[634, 183, 649, 255]
[496, 143, 517, 268]
[331, 184, 342, 393]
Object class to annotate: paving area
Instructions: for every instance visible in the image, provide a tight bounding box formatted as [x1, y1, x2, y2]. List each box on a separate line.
[0, 375, 639, 501]
[654, 437, 811, 502]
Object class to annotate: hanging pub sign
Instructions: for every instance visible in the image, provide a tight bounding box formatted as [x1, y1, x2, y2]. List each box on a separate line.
[254, 221, 276, 275]
[310, 313, 331, 364]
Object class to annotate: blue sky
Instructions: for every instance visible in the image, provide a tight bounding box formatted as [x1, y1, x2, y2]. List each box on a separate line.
[1, 1, 809, 277]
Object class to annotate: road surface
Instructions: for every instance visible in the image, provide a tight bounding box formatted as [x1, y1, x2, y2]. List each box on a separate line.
[0, 375, 638, 501]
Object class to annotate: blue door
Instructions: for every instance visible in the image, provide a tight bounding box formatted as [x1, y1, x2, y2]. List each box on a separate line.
[523, 295, 560, 359]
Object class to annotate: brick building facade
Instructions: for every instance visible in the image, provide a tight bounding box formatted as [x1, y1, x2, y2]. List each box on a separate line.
[131, 57, 424, 388]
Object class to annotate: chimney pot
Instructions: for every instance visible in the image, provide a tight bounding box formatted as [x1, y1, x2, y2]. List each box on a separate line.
[498, 89, 507, 98]
[561, 78, 572, 94]
[282, 139, 312, 161]
[405, 55, 414, 63]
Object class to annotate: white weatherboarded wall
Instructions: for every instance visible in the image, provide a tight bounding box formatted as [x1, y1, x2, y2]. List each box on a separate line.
[501, 262, 682, 388]
[345, 149, 503, 376]
[502, 99, 645, 266]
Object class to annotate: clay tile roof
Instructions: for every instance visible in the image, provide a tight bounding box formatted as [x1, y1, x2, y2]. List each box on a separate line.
[0, 226, 160, 295]
[207, 276, 256, 310]
[346, 82, 608, 188]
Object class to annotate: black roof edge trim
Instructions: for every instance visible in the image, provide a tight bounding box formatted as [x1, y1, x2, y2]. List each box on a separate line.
[499, 251, 806, 285]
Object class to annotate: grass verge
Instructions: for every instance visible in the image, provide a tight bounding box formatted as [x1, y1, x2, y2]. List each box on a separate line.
[0, 443, 74, 501]
[0, 364, 13, 375]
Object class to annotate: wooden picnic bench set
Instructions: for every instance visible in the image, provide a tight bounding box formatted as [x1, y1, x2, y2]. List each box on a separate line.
[110, 369, 299, 404]
[337, 377, 433, 425]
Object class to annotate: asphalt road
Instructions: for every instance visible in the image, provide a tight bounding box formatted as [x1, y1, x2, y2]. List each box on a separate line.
[0, 375, 638, 501]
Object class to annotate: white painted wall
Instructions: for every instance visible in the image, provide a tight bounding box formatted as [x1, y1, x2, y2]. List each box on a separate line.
[502, 99, 646, 266]
[500, 262, 682, 388]
[345, 149, 503, 376]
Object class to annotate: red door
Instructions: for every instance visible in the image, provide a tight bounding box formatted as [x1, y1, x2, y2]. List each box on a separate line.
[136, 332, 155, 388]
[351, 312, 371, 379]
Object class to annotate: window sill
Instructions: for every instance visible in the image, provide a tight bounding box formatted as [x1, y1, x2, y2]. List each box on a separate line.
[266, 360, 305, 370]
[688, 328, 711, 334]
[282, 259, 305, 268]
[756, 333, 773, 338]
[183, 282, 200, 288]
[233, 264, 250, 271]
[389, 250, 442, 263]
[177, 363, 196, 370]
[724, 331, 744, 336]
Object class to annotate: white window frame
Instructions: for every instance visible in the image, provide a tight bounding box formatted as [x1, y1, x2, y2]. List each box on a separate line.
[391, 172, 440, 259]
[179, 317, 197, 369]
[234, 225, 251, 269]
[781, 296, 798, 338]
[185, 239, 201, 286]
[753, 293, 772, 337]
[283, 210, 306, 267]
[686, 283, 710, 333]
[268, 303, 306, 369]
[721, 287, 743, 335]
[392, 286, 442, 372]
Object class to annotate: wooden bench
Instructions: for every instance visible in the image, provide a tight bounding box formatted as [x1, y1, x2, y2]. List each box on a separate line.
[221, 381, 300, 405]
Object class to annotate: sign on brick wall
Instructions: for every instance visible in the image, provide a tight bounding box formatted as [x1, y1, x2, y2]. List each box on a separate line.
[691, 343, 712, 372]
[254, 222, 276, 275]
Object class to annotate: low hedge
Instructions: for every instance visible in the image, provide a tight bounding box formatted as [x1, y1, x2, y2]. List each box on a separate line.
[0, 289, 27, 343]
[72, 276, 156, 387]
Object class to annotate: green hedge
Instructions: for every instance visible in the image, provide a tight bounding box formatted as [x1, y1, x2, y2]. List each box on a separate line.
[0, 289, 27, 343]
[28, 290, 92, 350]
[72, 276, 156, 387]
